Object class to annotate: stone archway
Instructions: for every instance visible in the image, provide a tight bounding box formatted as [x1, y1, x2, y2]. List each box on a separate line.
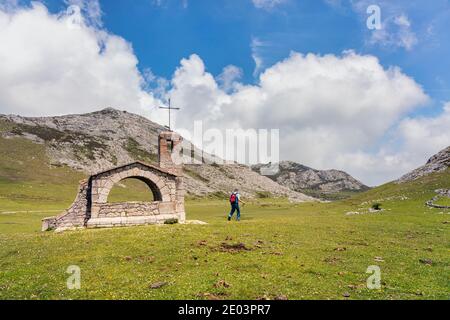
[107, 176, 163, 203]
[42, 132, 185, 232]
[88, 161, 184, 227]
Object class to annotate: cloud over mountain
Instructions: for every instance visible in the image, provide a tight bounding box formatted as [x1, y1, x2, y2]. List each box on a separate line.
[165, 52, 435, 185]
[0, 2, 449, 186]
[0, 2, 160, 119]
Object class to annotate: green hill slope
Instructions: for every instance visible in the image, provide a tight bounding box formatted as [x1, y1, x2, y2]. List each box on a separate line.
[0, 109, 313, 201]
[344, 168, 450, 208]
[0, 169, 448, 299]
[0, 118, 448, 299]
[0, 135, 154, 212]
[0, 152, 449, 299]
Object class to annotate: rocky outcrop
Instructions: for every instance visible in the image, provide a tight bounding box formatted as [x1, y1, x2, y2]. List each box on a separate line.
[0, 108, 313, 201]
[184, 163, 315, 201]
[252, 161, 369, 198]
[426, 189, 450, 209]
[1, 108, 162, 173]
[398, 146, 450, 183]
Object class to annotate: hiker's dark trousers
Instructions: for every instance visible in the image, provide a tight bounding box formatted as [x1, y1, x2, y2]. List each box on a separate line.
[228, 203, 240, 221]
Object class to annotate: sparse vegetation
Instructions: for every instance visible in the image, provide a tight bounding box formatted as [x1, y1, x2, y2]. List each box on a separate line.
[300, 189, 365, 201]
[108, 178, 155, 203]
[0, 118, 15, 133]
[371, 203, 382, 211]
[0, 165, 448, 299]
[255, 191, 272, 198]
[164, 218, 178, 225]
[433, 196, 450, 207]
[183, 167, 210, 183]
[208, 191, 228, 199]
[0, 115, 448, 300]
[123, 137, 157, 164]
[217, 165, 236, 179]
[110, 154, 118, 166]
[11, 123, 66, 141]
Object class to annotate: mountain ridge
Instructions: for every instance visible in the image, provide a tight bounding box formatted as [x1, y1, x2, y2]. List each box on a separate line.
[252, 161, 369, 200]
[397, 146, 450, 183]
[0, 108, 313, 201]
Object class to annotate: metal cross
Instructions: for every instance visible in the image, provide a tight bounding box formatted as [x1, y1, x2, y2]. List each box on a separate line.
[159, 98, 180, 131]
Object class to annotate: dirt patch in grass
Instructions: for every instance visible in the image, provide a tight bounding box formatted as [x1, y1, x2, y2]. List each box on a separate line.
[324, 256, 342, 265]
[218, 242, 252, 253]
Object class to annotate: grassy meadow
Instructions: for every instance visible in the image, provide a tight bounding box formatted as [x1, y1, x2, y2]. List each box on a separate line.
[0, 136, 449, 300]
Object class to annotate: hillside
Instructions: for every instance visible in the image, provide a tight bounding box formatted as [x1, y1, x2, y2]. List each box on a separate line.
[1, 163, 448, 299]
[252, 161, 369, 200]
[397, 146, 450, 183]
[0, 108, 312, 201]
[1, 112, 448, 299]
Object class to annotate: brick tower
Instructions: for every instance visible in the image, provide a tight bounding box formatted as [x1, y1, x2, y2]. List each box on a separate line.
[158, 131, 183, 176]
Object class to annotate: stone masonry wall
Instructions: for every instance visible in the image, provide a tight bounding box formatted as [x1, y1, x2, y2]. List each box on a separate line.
[97, 202, 159, 217]
[42, 131, 185, 232]
[158, 131, 183, 176]
[42, 179, 90, 231]
[42, 162, 185, 231]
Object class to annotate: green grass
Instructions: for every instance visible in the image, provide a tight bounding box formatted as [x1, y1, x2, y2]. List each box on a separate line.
[300, 189, 368, 201]
[0, 136, 448, 300]
[0, 170, 449, 299]
[183, 167, 210, 183]
[123, 137, 157, 164]
[0, 137, 84, 212]
[434, 196, 450, 207]
[108, 178, 155, 203]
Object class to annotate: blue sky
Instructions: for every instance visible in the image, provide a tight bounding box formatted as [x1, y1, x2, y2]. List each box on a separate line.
[36, 0, 449, 109]
[0, 0, 449, 185]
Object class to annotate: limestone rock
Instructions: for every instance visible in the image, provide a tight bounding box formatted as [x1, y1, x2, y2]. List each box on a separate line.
[397, 146, 450, 183]
[252, 161, 369, 197]
[0, 108, 314, 201]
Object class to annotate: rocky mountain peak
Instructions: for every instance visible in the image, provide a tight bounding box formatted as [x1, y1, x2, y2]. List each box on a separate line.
[252, 161, 369, 200]
[397, 146, 450, 183]
[0, 108, 314, 201]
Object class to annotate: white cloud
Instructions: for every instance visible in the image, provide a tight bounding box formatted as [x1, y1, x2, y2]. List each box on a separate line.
[333, 0, 419, 51]
[65, 0, 102, 27]
[398, 102, 450, 159]
[168, 54, 231, 126]
[0, 0, 18, 11]
[0, 2, 446, 186]
[369, 13, 418, 50]
[335, 103, 450, 184]
[217, 65, 242, 92]
[250, 37, 267, 77]
[164, 51, 434, 185]
[252, 0, 285, 10]
[394, 14, 410, 27]
[0, 2, 161, 120]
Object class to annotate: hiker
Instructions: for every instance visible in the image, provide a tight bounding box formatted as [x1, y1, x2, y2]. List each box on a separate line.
[227, 189, 246, 221]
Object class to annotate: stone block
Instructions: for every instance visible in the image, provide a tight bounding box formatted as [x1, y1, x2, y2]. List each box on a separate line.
[42, 152, 185, 232]
[156, 180, 166, 189]
[159, 202, 175, 214]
